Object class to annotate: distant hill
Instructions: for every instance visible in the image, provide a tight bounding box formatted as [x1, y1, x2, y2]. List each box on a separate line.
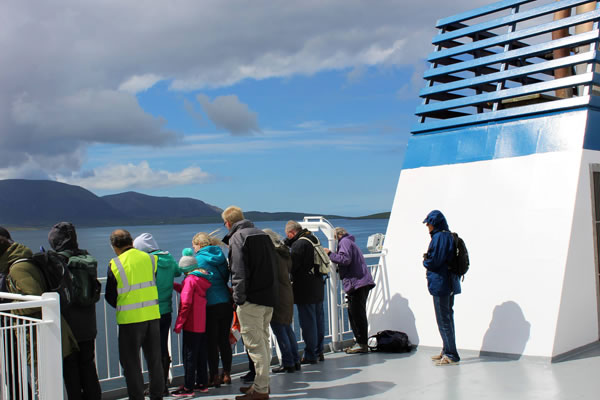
[102, 192, 221, 220]
[0, 179, 389, 228]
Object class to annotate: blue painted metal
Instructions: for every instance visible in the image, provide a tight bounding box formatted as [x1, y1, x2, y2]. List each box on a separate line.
[429, 10, 600, 62]
[412, 96, 591, 133]
[414, 0, 600, 135]
[417, 72, 596, 115]
[436, 0, 535, 27]
[424, 30, 599, 79]
[421, 52, 600, 97]
[433, 0, 591, 44]
[404, 110, 588, 169]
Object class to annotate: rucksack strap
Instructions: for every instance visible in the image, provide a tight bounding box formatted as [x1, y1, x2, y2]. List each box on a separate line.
[298, 236, 320, 246]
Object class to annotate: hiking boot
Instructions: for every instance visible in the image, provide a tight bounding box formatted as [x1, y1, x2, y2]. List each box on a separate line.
[221, 371, 232, 384]
[345, 343, 368, 354]
[431, 352, 443, 361]
[435, 355, 459, 366]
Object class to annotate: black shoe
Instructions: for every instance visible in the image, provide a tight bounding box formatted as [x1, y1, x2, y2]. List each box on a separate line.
[295, 362, 301, 371]
[271, 365, 295, 373]
[319, 352, 325, 362]
[241, 372, 255, 383]
[300, 358, 318, 365]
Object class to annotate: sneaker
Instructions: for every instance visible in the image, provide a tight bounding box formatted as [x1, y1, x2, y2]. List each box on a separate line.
[194, 384, 209, 393]
[345, 343, 368, 354]
[172, 386, 194, 397]
[435, 355, 459, 366]
[431, 352, 443, 361]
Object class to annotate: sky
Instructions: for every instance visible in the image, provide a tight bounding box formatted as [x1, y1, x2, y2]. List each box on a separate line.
[0, 0, 489, 216]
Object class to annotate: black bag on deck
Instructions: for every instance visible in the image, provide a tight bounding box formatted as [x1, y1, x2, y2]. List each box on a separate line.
[368, 330, 412, 353]
[59, 250, 101, 306]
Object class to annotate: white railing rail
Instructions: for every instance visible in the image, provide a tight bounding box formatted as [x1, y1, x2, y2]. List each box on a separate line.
[0, 292, 63, 400]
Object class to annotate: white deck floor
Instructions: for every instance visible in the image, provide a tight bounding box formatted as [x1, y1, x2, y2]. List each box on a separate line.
[149, 343, 600, 400]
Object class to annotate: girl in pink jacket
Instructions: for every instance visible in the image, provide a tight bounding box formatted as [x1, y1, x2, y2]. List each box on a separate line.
[171, 250, 212, 397]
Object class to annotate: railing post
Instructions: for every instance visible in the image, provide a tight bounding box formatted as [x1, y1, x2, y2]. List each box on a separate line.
[300, 217, 344, 351]
[39, 292, 63, 400]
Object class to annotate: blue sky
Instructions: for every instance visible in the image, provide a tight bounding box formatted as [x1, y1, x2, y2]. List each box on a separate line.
[0, 0, 487, 216]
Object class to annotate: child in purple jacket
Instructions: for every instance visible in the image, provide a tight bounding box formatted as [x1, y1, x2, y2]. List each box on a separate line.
[171, 249, 212, 397]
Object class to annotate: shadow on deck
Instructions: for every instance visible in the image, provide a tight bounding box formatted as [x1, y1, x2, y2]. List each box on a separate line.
[113, 342, 600, 400]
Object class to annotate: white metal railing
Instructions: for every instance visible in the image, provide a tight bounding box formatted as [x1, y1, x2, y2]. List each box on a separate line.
[0, 292, 63, 400]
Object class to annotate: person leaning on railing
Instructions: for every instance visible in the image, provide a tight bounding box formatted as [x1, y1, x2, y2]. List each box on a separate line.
[324, 227, 375, 354]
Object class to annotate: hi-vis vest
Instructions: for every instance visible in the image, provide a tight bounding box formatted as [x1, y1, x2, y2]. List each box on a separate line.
[110, 248, 160, 325]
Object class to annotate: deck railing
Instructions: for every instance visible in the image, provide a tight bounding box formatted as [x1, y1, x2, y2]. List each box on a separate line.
[0, 292, 63, 400]
[415, 0, 600, 133]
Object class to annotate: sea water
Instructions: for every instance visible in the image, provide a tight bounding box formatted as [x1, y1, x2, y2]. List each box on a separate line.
[8, 218, 389, 385]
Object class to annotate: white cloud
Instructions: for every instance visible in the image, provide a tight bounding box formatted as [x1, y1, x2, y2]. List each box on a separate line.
[0, 0, 490, 178]
[54, 161, 213, 190]
[196, 94, 260, 135]
[118, 74, 163, 94]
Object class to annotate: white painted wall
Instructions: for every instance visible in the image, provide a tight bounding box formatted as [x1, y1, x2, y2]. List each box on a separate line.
[369, 145, 600, 358]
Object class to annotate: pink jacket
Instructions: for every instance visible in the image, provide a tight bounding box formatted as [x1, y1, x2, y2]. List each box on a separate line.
[174, 274, 211, 334]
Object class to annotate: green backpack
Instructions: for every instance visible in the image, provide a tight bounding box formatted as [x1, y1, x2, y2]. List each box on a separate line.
[59, 250, 101, 307]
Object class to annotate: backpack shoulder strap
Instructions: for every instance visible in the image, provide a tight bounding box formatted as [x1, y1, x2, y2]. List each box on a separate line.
[299, 236, 320, 246]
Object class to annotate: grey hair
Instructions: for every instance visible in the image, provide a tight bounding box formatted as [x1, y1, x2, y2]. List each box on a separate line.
[334, 227, 348, 237]
[262, 228, 282, 247]
[285, 220, 303, 234]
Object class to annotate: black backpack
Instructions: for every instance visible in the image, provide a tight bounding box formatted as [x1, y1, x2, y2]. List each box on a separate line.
[368, 330, 412, 353]
[448, 232, 469, 280]
[58, 250, 101, 307]
[11, 250, 75, 312]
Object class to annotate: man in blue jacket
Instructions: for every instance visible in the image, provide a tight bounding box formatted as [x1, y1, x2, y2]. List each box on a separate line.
[423, 210, 461, 366]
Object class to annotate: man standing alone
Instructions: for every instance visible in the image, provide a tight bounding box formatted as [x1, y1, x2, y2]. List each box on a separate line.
[284, 220, 325, 364]
[222, 206, 277, 400]
[105, 229, 165, 399]
[422, 210, 461, 366]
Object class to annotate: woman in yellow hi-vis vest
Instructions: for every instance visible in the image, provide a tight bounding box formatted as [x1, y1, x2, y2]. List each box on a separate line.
[105, 229, 165, 400]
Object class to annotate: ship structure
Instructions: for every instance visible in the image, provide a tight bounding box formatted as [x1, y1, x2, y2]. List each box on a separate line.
[373, 0, 600, 360]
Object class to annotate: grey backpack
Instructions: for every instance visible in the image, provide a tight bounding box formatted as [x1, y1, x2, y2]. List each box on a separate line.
[299, 236, 331, 276]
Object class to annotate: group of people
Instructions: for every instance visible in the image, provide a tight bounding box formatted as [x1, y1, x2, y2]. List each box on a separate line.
[2, 203, 446, 400]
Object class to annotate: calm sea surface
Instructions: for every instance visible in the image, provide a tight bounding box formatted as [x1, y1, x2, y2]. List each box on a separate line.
[10, 218, 389, 276]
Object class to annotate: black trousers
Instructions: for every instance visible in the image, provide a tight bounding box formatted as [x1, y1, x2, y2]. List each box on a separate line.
[347, 286, 371, 345]
[206, 302, 233, 377]
[182, 331, 207, 389]
[118, 319, 164, 400]
[63, 339, 102, 400]
[159, 312, 172, 358]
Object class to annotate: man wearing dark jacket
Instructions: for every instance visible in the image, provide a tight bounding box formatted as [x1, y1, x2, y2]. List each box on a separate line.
[48, 222, 102, 400]
[423, 210, 461, 366]
[222, 206, 277, 400]
[284, 220, 325, 364]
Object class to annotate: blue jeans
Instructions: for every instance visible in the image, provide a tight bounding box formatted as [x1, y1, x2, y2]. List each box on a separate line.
[270, 321, 300, 367]
[432, 295, 459, 361]
[296, 302, 324, 361]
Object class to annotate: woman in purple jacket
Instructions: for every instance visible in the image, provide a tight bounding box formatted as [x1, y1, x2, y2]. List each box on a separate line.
[325, 227, 375, 354]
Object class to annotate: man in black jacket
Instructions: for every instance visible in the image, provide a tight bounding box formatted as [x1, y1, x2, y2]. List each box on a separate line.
[222, 206, 277, 400]
[284, 220, 325, 364]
